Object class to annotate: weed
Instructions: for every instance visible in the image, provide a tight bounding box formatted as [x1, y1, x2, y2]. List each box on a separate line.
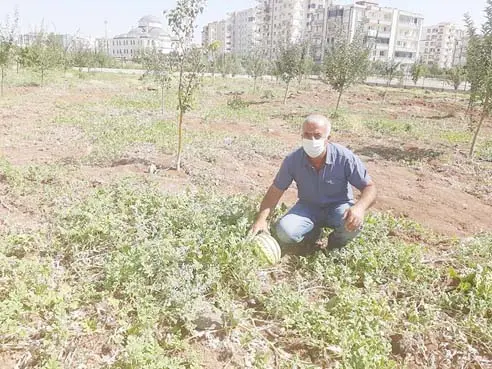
[364, 119, 413, 135]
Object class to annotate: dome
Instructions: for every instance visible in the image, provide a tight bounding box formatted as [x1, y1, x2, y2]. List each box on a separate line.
[149, 27, 164, 37]
[127, 27, 144, 37]
[138, 15, 162, 28]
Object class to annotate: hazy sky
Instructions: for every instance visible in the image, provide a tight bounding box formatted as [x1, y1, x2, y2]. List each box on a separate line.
[0, 0, 487, 40]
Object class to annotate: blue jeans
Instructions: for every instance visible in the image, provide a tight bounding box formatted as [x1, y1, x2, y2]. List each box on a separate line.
[275, 201, 360, 250]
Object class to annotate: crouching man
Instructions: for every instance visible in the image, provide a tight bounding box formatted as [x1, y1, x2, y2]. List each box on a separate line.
[250, 114, 377, 253]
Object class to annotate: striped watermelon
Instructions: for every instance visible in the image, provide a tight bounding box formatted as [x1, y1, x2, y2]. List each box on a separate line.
[253, 233, 282, 265]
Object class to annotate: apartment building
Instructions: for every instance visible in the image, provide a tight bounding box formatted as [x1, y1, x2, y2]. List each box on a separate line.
[201, 19, 231, 53]
[307, 1, 424, 67]
[259, 0, 324, 57]
[228, 7, 260, 55]
[420, 22, 467, 68]
[16, 33, 92, 50]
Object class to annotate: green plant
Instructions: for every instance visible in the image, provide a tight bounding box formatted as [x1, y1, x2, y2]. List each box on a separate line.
[244, 50, 268, 92]
[22, 29, 63, 85]
[140, 49, 172, 114]
[0, 9, 18, 96]
[321, 28, 370, 112]
[167, 0, 207, 171]
[275, 42, 307, 104]
[227, 92, 248, 110]
[465, 4, 492, 157]
[411, 62, 427, 86]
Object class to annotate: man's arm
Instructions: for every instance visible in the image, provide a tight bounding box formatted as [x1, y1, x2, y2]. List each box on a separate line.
[249, 184, 285, 236]
[344, 180, 377, 232]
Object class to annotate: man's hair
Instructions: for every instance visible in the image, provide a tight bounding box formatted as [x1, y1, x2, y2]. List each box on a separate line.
[303, 114, 331, 137]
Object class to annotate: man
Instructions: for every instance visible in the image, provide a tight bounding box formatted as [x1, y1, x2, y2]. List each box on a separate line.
[250, 114, 377, 253]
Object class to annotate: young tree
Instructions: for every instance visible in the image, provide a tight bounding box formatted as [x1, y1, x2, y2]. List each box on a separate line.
[320, 29, 370, 112]
[275, 43, 305, 104]
[141, 49, 172, 114]
[446, 66, 465, 97]
[60, 32, 81, 74]
[381, 60, 401, 88]
[167, 0, 207, 171]
[296, 41, 313, 87]
[206, 40, 220, 77]
[411, 62, 427, 86]
[464, 4, 492, 158]
[0, 10, 18, 97]
[244, 50, 267, 92]
[26, 31, 62, 85]
[217, 53, 241, 77]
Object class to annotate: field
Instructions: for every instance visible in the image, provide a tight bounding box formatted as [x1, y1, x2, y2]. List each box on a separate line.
[0, 69, 491, 368]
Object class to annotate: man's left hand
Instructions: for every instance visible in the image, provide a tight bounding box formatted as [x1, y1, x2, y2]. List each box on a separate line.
[343, 205, 365, 232]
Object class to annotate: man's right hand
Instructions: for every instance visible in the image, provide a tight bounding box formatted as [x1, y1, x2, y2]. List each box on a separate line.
[248, 218, 269, 238]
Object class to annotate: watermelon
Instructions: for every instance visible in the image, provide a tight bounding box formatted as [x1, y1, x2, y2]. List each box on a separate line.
[253, 233, 282, 265]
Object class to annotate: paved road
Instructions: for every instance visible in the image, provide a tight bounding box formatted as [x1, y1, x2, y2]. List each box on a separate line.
[84, 67, 468, 92]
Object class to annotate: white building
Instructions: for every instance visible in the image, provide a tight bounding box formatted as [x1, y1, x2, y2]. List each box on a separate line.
[308, 1, 424, 67]
[16, 33, 92, 50]
[259, 0, 321, 57]
[106, 15, 174, 60]
[420, 23, 467, 69]
[229, 7, 260, 56]
[201, 20, 231, 53]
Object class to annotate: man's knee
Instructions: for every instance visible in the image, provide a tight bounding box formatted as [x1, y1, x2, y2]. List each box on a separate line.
[275, 216, 305, 244]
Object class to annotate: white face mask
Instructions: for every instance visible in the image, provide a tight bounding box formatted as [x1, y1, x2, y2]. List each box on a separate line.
[302, 138, 326, 158]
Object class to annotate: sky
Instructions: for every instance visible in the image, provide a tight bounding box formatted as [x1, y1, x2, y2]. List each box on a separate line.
[0, 0, 487, 41]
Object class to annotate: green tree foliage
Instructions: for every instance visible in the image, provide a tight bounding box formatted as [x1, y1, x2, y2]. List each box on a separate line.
[206, 40, 220, 77]
[427, 63, 445, 77]
[141, 49, 172, 114]
[275, 42, 308, 104]
[446, 66, 466, 93]
[0, 10, 18, 97]
[244, 50, 268, 92]
[465, 2, 492, 157]
[296, 41, 314, 87]
[217, 53, 241, 78]
[23, 31, 63, 85]
[411, 62, 427, 85]
[71, 45, 94, 73]
[321, 30, 370, 112]
[167, 0, 207, 171]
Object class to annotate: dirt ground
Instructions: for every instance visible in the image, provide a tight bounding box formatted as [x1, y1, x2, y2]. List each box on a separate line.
[0, 78, 491, 238]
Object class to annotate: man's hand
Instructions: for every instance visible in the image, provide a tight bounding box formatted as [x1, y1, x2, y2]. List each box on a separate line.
[248, 218, 269, 238]
[343, 205, 365, 232]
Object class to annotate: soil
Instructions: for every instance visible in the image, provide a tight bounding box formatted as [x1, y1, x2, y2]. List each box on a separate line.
[0, 78, 491, 238]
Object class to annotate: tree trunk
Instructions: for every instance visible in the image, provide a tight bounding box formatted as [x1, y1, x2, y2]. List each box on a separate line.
[41, 68, 44, 85]
[253, 77, 257, 92]
[161, 86, 165, 115]
[469, 93, 489, 158]
[283, 81, 290, 104]
[1, 67, 4, 97]
[467, 96, 474, 116]
[16, 62, 19, 74]
[335, 88, 343, 113]
[383, 79, 391, 102]
[176, 110, 184, 171]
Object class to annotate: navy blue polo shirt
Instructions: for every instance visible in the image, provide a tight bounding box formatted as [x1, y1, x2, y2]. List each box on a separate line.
[273, 143, 371, 206]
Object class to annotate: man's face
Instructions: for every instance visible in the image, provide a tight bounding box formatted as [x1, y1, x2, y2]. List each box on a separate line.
[302, 121, 329, 141]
